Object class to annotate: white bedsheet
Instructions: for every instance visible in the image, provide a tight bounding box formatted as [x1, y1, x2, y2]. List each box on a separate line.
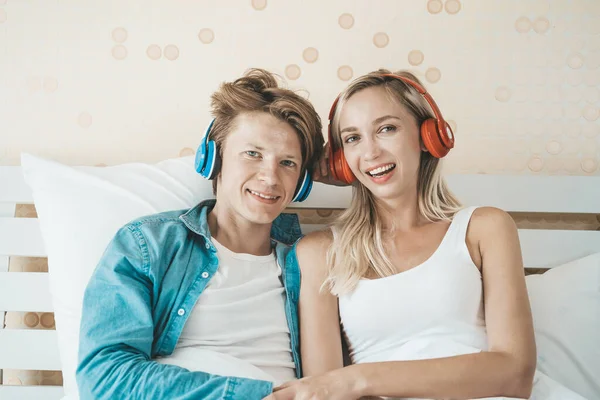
[154, 340, 589, 399]
[358, 338, 588, 400]
[154, 346, 279, 385]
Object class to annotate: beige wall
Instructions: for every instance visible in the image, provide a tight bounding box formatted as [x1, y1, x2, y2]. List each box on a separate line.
[0, 0, 599, 175]
[1, 0, 599, 386]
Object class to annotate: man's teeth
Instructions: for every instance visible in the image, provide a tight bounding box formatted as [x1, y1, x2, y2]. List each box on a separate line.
[368, 164, 395, 176]
[250, 190, 277, 200]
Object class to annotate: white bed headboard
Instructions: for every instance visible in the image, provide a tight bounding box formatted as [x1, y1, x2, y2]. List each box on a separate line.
[1, 166, 600, 399]
[295, 175, 600, 268]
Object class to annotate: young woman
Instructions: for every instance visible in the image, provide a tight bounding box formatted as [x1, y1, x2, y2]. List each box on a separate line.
[267, 70, 585, 400]
[76, 68, 325, 400]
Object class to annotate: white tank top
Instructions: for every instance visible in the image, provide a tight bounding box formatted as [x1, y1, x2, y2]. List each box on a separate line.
[339, 206, 488, 365]
[338, 207, 588, 400]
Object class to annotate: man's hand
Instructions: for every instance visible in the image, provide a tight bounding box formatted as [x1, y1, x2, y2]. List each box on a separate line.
[312, 142, 351, 187]
[263, 369, 362, 400]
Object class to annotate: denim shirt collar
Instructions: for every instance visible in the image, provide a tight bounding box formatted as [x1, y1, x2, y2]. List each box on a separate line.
[179, 199, 303, 246]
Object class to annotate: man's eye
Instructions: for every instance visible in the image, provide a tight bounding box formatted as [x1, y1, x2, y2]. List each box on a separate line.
[246, 151, 259, 157]
[380, 125, 396, 133]
[281, 160, 297, 168]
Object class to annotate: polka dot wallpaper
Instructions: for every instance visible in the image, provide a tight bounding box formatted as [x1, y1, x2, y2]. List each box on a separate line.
[0, 0, 599, 387]
[0, 0, 597, 175]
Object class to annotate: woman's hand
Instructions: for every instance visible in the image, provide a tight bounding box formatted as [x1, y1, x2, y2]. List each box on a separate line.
[263, 369, 362, 400]
[312, 142, 350, 187]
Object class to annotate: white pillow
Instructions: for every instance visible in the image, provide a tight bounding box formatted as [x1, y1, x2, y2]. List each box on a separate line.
[20, 152, 214, 400]
[526, 252, 600, 400]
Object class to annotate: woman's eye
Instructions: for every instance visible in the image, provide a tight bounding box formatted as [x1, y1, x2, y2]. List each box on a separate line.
[380, 125, 396, 133]
[343, 135, 359, 144]
[245, 151, 259, 158]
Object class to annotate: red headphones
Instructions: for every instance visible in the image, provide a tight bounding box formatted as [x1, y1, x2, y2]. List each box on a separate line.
[327, 73, 455, 185]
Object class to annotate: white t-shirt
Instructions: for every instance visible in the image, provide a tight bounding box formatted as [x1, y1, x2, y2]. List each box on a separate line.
[165, 238, 296, 386]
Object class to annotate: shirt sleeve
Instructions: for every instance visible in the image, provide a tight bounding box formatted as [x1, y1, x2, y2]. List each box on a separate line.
[76, 225, 273, 400]
[271, 212, 303, 244]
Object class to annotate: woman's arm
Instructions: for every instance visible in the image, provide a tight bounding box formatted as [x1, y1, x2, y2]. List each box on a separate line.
[296, 230, 344, 376]
[268, 207, 537, 400]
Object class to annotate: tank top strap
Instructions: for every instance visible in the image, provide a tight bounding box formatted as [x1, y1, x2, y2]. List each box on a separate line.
[452, 206, 479, 241]
[436, 206, 479, 260]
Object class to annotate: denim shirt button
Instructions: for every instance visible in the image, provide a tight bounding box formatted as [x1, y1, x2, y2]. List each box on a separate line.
[205, 242, 211, 250]
[201, 271, 209, 278]
[177, 308, 185, 316]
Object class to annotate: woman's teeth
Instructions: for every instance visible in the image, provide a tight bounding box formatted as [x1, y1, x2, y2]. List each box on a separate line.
[368, 164, 396, 177]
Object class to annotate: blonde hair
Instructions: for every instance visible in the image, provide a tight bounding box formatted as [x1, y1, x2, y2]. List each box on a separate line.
[209, 68, 324, 194]
[325, 69, 462, 295]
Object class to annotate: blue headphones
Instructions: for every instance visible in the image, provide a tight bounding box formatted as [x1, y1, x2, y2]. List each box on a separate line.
[195, 118, 313, 202]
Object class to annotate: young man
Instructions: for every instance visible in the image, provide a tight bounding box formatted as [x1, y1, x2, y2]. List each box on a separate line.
[76, 68, 324, 400]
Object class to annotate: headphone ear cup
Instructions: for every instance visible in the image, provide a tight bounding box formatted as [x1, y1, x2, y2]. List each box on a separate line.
[201, 140, 219, 179]
[421, 118, 450, 158]
[292, 170, 313, 202]
[339, 156, 356, 184]
[195, 141, 207, 175]
[197, 118, 220, 179]
[328, 148, 355, 184]
[438, 120, 455, 150]
[209, 144, 222, 180]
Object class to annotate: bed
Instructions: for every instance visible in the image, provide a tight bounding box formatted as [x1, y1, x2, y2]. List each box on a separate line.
[1, 155, 599, 400]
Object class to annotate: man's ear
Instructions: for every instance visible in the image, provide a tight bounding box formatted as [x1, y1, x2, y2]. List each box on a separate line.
[212, 172, 222, 196]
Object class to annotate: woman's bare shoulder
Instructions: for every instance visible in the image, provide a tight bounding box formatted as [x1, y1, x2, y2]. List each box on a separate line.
[296, 229, 334, 274]
[469, 206, 517, 237]
[298, 228, 334, 252]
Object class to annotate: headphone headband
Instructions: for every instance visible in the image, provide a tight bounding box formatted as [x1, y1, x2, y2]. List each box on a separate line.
[329, 74, 448, 137]
[327, 73, 455, 184]
[381, 74, 444, 128]
[195, 118, 313, 202]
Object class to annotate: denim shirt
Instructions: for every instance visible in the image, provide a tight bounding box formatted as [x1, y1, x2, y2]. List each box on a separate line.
[76, 200, 303, 400]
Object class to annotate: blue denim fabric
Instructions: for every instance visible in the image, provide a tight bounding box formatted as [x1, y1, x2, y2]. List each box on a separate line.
[77, 199, 302, 400]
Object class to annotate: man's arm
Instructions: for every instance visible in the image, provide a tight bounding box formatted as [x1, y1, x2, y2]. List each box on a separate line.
[76, 226, 273, 400]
